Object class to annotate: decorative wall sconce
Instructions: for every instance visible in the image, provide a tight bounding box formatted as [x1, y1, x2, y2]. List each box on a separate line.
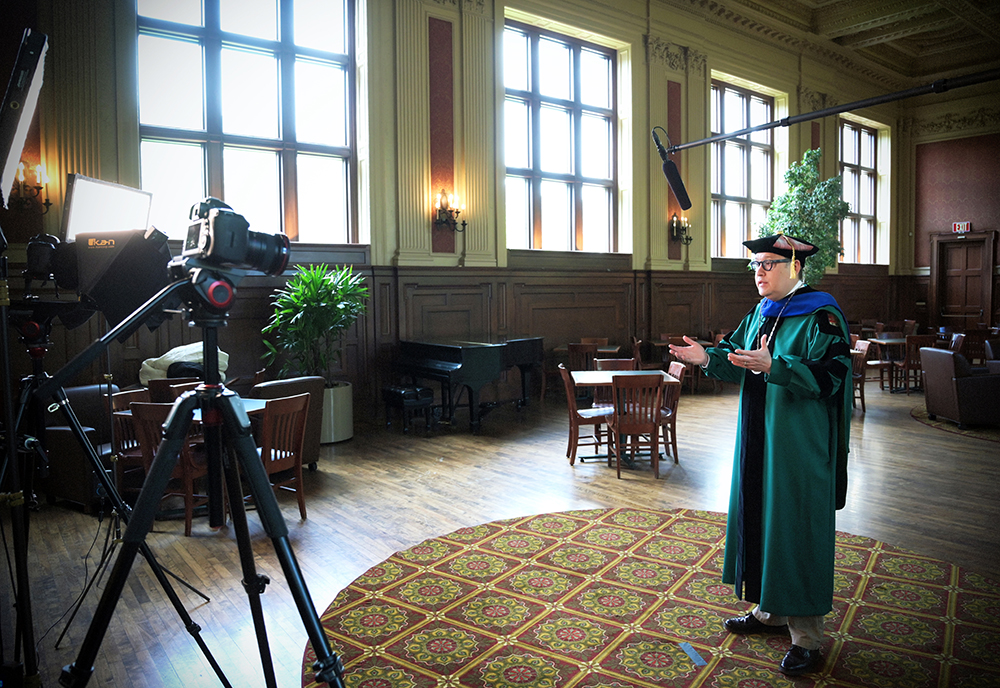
[670, 213, 692, 245]
[12, 161, 52, 214]
[433, 188, 466, 232]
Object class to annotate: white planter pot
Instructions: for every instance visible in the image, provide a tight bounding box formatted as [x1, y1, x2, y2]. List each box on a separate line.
[320, 382, 353, 443]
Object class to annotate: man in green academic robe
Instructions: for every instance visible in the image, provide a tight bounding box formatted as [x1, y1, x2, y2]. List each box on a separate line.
[669, 233, 852, 677]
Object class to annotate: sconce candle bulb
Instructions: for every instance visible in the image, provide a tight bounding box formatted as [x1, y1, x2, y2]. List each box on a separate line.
[433, 188, 467, 232]
[11, 160, 51, 214]
[670, 213, 693, 245]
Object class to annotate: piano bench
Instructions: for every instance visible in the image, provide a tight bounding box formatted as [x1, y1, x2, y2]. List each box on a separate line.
[382, 385, 435, 434]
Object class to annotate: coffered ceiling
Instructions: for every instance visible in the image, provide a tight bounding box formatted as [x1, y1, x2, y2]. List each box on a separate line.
[719, 0, 1000, 82]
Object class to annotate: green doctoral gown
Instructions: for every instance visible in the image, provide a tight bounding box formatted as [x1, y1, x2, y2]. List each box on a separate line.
[703, 286, 852, 617]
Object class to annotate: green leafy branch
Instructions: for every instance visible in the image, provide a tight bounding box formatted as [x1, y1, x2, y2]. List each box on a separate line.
[757, 148, 850, 285]
[261, 264, 369, 386]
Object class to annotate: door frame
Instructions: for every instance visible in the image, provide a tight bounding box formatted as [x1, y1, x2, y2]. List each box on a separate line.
[928, 230, 996, 330]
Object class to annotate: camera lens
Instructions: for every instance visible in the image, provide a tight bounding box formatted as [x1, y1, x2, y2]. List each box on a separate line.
[245, 230, 290, 275]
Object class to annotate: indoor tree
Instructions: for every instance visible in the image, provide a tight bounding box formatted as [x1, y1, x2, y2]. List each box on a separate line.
[757, 148, 850, 285]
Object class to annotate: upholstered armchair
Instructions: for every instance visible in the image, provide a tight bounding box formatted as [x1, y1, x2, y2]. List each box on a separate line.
[920, 347, 1000, 428]
[39, 384, 120, 511]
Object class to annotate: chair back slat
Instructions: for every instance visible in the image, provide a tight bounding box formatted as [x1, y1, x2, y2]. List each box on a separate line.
[594, 358, 638, 406]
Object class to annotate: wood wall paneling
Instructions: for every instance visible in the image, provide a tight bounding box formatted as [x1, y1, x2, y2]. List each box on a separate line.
[914, 134, 1000, 269]
[650, 279, 709, 338]
[13, 264, 899, 432]
[401, 280, 493, 340]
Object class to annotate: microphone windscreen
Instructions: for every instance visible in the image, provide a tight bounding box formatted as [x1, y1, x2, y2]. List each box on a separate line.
[662, 160, 692, 210]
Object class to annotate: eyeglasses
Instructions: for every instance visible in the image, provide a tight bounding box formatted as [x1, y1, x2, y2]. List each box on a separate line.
[747, 259, 791, 272]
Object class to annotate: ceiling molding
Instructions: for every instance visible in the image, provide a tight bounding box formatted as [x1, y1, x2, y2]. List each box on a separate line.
[673, 0, 1000, 83]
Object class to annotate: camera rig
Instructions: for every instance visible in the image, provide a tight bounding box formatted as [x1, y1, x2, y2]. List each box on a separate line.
[31, 201, 343, 688]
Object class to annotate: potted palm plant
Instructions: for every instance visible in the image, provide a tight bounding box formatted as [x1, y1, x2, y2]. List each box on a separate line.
[262, 263, 369, 442]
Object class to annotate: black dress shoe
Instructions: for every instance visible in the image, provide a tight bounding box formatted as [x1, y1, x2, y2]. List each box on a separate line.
[779, 645, 822, 676]
[723, 612, 788, 634]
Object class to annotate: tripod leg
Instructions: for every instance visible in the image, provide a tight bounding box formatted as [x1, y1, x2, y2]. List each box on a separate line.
[59, 395, 199, 688]
[216, 393, 345, 688]
[219, 444, 279, 688]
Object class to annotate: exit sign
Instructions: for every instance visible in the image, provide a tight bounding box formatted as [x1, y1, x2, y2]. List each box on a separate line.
[952, 221, 971, 233]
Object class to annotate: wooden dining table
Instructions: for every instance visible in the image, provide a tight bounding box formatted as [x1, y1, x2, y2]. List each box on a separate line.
[570, 370, 679, 469]
[114, 397, 269, 423]
[865, 338, 906, 391]
[571, 369, 678, 387]
[553, 344, 622, 355]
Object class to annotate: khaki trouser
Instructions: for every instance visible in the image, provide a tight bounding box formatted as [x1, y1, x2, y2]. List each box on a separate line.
[753, 607, 824, 650]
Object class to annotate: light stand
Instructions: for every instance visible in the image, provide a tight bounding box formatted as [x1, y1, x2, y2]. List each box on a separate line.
[0, 224, 41, 688]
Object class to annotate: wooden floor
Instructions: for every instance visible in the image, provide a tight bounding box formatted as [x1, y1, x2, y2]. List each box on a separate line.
[3, 379, 998, 688]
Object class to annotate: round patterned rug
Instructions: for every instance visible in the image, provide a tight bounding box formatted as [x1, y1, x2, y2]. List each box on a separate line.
[910, 405, 1000, 443]
[302, 508, 1000, 687]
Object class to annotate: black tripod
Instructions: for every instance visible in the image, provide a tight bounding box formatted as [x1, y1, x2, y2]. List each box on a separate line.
[38, 258, 344, 688]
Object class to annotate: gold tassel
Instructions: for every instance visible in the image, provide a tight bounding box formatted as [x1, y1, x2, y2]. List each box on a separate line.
[777, 231, 796, 279]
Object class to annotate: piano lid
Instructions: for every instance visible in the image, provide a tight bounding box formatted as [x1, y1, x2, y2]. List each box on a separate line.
[400, 335, 538, 348]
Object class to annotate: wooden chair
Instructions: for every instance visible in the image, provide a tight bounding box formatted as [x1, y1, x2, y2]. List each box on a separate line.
[902, 319, 919, 336]
[567, 343, 599, 402]
[593, 358, 638, 410]
[860, 319, 877, 340]
[250, 376, 326, 470]
[893, 334, 937, 393]
[147, 377, 200, 403]
[852, 340, 871, 412]
[567, 343, 599, 371]
[665, 336, 698, 393]
[558, 364, 610, 465]
[961, 329, 990, 365]
[109, 388, 150, 495]
[130, 402, 210, 537]
[580, 337, 608, 346]
[659, 362, 685, 463]
[257, 393, 311, 520]
[606, 374, 664, 479]
[869, 331, 903, 390]
[630, 336, 664, 370]
[168, 380, 201, 399]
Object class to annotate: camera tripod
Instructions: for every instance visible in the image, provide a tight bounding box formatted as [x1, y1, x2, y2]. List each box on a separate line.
[13, 307, 216, 643]
[38, 259, 344, 688]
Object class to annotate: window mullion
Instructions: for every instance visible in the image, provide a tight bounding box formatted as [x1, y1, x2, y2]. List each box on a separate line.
[530, 34, 542, 248]
[573, 46, 582, 250]
[280, 1, 296, 238]
[203, 1, 223, 199]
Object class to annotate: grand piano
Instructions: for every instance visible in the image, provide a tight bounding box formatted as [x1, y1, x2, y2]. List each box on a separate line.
[396, 336, 544, 432]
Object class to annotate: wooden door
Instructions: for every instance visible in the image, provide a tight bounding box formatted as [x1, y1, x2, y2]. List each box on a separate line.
[928, 231, 996, 330]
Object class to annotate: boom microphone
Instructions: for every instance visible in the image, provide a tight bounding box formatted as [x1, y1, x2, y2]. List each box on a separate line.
[651, 128, 692, 210]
